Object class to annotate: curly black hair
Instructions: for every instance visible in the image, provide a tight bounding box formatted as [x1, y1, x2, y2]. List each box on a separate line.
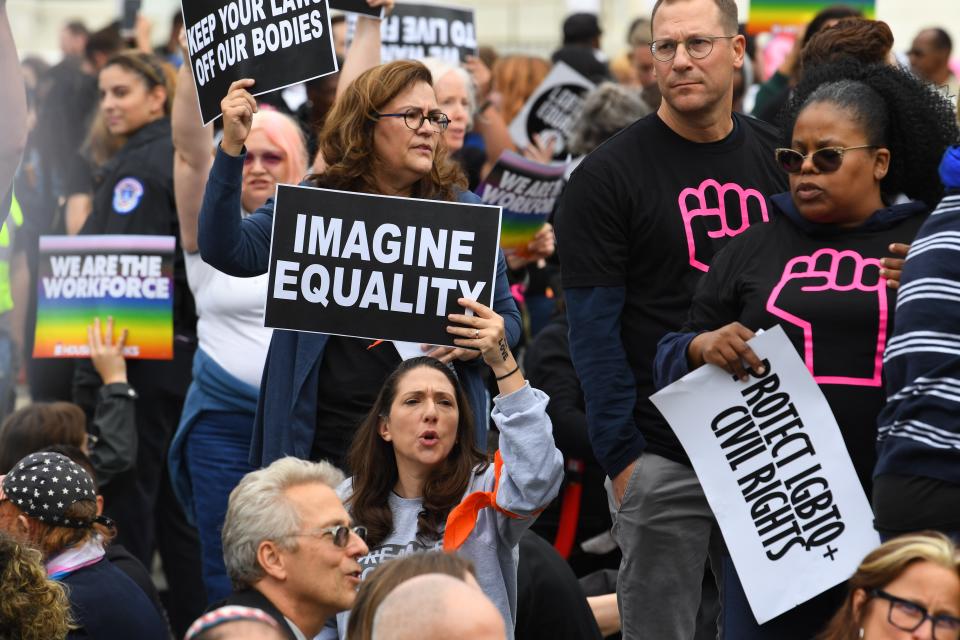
[779, 58, 960, 208]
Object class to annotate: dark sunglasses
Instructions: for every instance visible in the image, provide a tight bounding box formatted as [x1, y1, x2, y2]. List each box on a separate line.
[286, 524, 368, 548]
[774, 145, 877, 174]
[243, 151, 285, 167]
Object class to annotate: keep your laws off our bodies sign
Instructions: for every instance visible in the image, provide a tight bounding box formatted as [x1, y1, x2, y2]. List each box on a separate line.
[182, 0, 338, 124]
[265, 185, 501, 346]
[651, 326, 879, 623]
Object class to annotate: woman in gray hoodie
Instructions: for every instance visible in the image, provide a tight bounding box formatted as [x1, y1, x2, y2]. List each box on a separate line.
[322, 298, 564, 640]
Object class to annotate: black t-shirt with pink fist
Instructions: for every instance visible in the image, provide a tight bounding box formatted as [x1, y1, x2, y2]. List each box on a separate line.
[681, 193, 929, 489]
[557, 112, 786, 471]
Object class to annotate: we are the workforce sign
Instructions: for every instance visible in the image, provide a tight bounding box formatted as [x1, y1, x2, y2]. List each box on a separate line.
[266, 185, 501, 346]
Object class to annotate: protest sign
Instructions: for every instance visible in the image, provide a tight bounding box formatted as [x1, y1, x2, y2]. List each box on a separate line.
[378, 3, 477, 64]
[509, 62, 595, 162]
[34, 235, 175, 360]
[265, 184, 501, 346]
[329, 0, 384, 17]
[650, 326, 879, 623]
[477, 151, 565, 257]
[181, 0, 339, 125]
[748, 0, 874, 35]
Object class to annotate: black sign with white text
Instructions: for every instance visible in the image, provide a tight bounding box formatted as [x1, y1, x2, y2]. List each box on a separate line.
[379, 3, 477, 64]
[329, 0, 383, 17]
[266, 185, 501, 346]
[181, 0, 339, 124]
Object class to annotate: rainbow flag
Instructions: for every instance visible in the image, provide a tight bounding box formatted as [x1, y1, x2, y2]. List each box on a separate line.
[477, 151, 566, 257]
[33, 235, 175, 360]
[747, 0, 875, 35]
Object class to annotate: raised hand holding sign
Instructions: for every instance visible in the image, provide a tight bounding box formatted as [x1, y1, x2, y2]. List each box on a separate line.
[181, 0, 338, 124]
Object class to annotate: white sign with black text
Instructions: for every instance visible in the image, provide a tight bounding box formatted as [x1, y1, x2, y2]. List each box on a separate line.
[650, 326, 879, 624]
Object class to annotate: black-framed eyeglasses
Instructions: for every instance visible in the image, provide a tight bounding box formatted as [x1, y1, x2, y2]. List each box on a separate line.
[774, 145, 877, 174]
[870, 589, 960, 640]
[376, 108, 450, 132]
[284, 525, 368, 548]
[650, 35, 737, 62]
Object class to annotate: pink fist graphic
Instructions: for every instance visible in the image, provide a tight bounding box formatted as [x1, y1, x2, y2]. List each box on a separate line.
[766, 249, 888, 387]
[679, 179, 770, 272]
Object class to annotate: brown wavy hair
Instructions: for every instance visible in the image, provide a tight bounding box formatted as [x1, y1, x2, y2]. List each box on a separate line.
[0, 531, 72, 639]
[818, 532, 960, 640]
[347, 551, 476, 640]
[0, 500, 115, 559]
[490, 56, 550, 124]
[309, 60, 466, 200]
[345, 358, 489, 549]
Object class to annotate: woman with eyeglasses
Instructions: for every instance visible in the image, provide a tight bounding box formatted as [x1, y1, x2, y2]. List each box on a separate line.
[319, 299, 562, 639]
[168, 30, 309, 603]
[654, 59, 959, 639]
[197, 61, 521, 476]
[819, 532, 960, 640]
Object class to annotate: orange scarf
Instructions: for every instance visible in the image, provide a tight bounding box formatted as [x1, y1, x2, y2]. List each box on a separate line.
[443, 451, 536, 551]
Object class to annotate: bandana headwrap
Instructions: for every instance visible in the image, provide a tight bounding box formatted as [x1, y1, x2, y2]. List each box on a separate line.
[1, 452, 98, 528]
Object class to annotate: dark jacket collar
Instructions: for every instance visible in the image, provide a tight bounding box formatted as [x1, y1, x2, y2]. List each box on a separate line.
[122, 117, 171, 152]
[771, 191, 928, 237]
[216, 588, 300, 640]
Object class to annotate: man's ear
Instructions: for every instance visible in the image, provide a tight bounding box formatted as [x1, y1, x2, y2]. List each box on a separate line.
[257, 540, 288, 581]
[731, 34, 746, 69]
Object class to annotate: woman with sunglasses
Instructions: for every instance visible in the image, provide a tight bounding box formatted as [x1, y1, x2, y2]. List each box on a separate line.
[198, 61, 520, 474]
[819, 532, 960, 640]
[654, 60, 959, 639]
[168, 32, 309, 603]
[319, 299, 562, 639]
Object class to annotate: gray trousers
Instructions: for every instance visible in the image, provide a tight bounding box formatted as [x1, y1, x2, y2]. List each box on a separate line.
[608, 452, 724, 640]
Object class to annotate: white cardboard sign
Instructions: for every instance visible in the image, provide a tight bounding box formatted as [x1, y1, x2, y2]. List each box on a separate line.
[650, 325, 879, 623]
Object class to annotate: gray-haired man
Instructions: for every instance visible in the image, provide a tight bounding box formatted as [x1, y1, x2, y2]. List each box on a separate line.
[219, 457, 369, 640]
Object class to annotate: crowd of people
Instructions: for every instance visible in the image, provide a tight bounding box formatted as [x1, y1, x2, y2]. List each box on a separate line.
[0, 0, 959, 638]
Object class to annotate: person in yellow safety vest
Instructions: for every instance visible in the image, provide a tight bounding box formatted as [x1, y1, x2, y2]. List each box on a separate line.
[0, 190, 24, 419]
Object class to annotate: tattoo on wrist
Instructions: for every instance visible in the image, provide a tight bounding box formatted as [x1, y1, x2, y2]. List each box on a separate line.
[498, 338, 508, 362]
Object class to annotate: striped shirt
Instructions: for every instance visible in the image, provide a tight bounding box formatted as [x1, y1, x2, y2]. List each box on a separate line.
[876, 193, 960, 484]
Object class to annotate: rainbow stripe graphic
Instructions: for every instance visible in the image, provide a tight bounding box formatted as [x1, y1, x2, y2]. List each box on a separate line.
[748, 0, 875, 35]
[477, 151, 566, 257]
[33, 235, 175, 360]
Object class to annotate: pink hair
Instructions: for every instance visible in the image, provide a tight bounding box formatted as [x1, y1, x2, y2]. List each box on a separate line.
[250, 107, 308, 184]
